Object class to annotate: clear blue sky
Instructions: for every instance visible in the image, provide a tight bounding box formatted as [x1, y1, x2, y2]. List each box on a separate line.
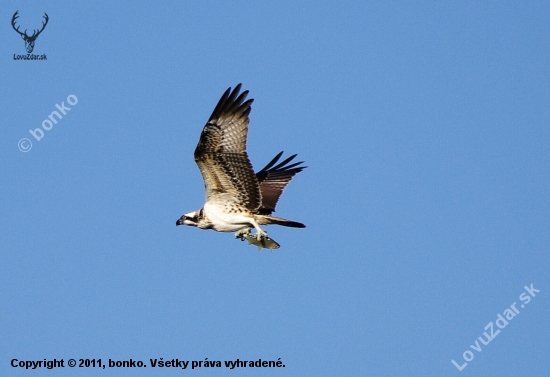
[1, 1, 549, 376]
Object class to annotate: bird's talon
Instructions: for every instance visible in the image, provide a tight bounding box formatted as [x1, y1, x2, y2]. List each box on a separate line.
[255, 230, 268, 241]
[235, 228, 252, 241]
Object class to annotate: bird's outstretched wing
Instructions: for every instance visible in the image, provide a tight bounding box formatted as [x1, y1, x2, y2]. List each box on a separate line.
[194, 84, 261, 211]
[256, 151, 306, 215]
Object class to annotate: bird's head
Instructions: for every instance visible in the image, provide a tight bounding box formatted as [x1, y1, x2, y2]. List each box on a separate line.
[176, 211, 199, 227]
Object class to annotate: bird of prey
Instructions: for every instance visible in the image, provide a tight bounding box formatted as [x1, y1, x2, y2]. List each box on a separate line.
[176, 84, 306, 249]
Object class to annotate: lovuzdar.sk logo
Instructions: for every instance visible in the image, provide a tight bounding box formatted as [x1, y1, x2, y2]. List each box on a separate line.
[12, 10, 48, 60]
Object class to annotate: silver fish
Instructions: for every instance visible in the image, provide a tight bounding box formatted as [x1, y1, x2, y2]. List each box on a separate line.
[238, 233, 280, 251]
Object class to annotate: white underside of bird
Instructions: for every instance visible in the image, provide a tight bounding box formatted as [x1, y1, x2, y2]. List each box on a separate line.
[203, 201, 267, 239]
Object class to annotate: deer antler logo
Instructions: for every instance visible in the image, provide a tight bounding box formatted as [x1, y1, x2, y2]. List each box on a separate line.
[11, 11, 49, 54]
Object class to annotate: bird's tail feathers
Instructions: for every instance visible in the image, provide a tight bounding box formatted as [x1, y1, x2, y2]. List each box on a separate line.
[258, 215, 306, 228]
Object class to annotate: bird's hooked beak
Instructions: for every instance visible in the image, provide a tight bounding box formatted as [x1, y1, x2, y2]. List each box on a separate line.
[176, 213, 198, 226]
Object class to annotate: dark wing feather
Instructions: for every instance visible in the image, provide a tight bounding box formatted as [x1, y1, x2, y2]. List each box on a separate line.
[194, 84, 261, 211]
[256, 151, 306, 215]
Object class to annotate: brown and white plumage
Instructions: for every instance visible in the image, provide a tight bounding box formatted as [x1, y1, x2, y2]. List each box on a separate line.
[176, 84, 306, 247]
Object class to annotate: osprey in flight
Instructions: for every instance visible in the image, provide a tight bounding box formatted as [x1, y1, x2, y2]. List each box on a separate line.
[176, 84, 306, 249]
